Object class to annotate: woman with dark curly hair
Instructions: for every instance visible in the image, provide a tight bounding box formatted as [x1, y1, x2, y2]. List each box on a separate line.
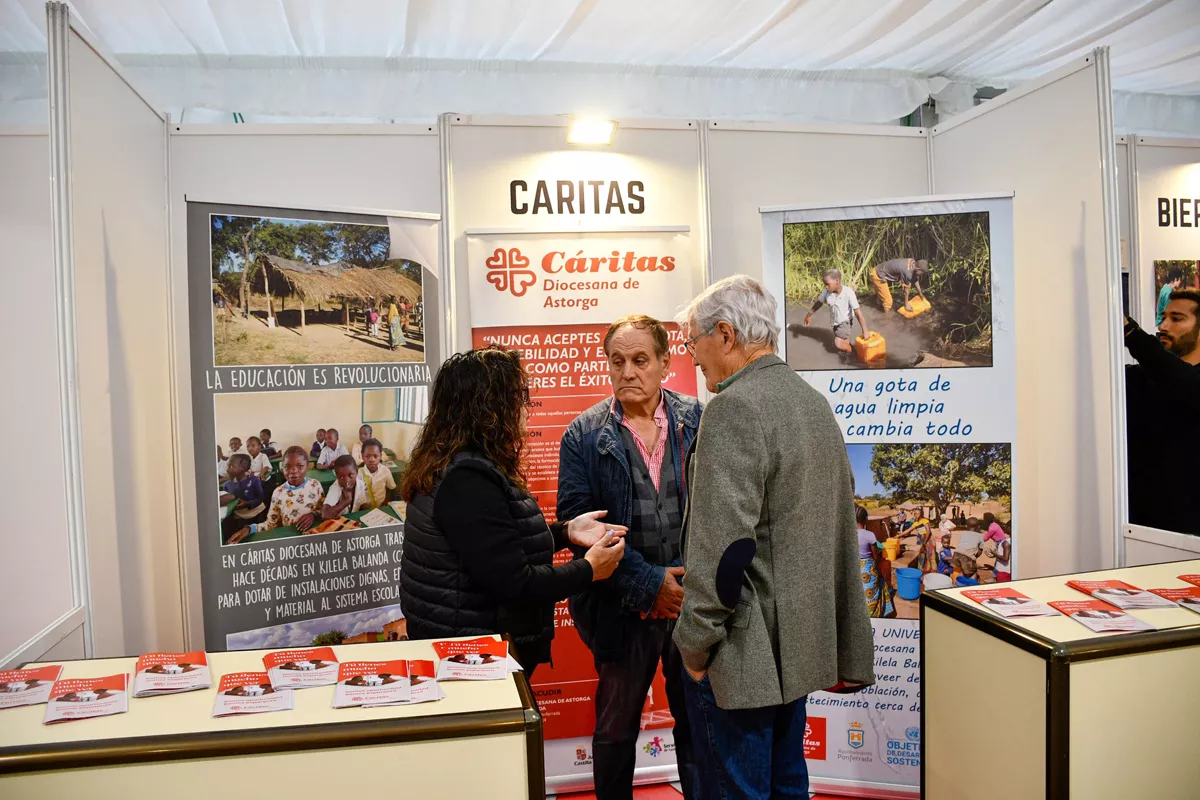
[399, 347, 626, 674]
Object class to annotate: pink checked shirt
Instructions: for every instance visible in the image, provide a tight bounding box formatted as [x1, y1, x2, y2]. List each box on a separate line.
[615, 394, 669, 491]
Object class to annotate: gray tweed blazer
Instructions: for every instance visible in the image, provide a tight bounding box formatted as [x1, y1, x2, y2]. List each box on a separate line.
[674, 354, 875, 710]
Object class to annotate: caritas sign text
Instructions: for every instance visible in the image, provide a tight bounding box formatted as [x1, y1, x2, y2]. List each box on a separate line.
[466, 231, 693, 327]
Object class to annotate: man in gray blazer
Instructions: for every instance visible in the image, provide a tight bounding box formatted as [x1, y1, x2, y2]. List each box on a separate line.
[674, 275, 875, 798]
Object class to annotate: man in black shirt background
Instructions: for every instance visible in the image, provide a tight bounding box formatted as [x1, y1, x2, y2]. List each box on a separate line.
[1124, 289, 1200, 535]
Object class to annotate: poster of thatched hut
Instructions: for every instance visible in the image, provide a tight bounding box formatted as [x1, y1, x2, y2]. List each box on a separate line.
[210, 214, 425, 366]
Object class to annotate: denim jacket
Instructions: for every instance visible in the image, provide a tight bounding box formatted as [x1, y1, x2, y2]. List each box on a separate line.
[557, 389, 703, 661]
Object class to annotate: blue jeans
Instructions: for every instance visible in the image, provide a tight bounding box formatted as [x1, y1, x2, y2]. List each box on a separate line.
[682, 669, 809, 800]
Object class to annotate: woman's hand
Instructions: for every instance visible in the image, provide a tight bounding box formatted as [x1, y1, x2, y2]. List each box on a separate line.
[584, 530, 626, 581]
[567, 510, 628, 548]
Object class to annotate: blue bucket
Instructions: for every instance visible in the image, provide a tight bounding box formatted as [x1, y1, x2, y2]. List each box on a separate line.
[895, 568, 923, 600]
[955, 576, 980, 587]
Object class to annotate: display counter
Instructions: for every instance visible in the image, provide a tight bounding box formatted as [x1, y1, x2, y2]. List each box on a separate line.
[0, 637, 542, 799]
[922, 560, 1200, 800]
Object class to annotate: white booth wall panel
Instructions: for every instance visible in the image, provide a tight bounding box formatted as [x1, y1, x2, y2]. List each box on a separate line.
[1132, 139, 1200, 325]
[932, 64, 1117, 578]
[68, 32, 181, 657]
[169, 126, 441, 648]
[448, 122, 704, 350]
[0, 130, 76, 663]
[707, 126, 929, 282]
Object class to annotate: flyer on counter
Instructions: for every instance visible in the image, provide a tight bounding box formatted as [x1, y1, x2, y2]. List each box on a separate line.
[1178, 574, 1200, 588]
[332, 660, 411, 709]
[263, 647, 339, 689]
[1149, 587, 1200, 615]
[1048, 600, 1155, 634]
[400, 660, 445, 706]
[132, 651, 211, 697]
[961, 587, 1058, 618]
[43, 674, 129, 724]
[212, 672, 294, 717]
[1064, 580, 1175, 609]
[0, 665, 62, 710]
[432, 638, 509, 681]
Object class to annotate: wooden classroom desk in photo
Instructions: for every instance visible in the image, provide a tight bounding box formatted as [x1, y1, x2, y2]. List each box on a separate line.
[0, 637, 543, 800]
[922, 560, 1200, 800]
[235, 502, 405, 544]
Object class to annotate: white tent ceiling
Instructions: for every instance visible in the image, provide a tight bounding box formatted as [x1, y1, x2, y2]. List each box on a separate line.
[2, 0, 1198, 132]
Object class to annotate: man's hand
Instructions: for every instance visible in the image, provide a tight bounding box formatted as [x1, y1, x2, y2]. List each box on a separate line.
[567, 510, 628, 548]
[649, 566, 685, 619]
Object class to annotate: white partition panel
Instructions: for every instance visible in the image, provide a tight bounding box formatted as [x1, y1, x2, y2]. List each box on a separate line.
[706, 122, 929, 282]
[168, 124, 441, 647]
[0, 128, 80, 666]
[1130, 137, 1200, 326]
[66, 25, 181, 656]
[932, 57, 1121, 578]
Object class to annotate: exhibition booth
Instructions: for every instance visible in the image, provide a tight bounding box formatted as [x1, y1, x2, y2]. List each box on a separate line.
[2, 3, 1199, 799]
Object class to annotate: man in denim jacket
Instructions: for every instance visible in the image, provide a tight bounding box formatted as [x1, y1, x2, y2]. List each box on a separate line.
[558, 314, 702, 800]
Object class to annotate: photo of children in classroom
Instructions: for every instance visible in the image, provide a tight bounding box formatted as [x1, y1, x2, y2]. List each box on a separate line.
[210, 213, 426, 367]
[849, 442, 1012, 620]
[783, 211, 993, 371]
[215, 386, 428, 546]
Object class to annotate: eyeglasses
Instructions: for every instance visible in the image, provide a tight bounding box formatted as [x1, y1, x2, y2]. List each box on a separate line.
[684, 332, 704, 355]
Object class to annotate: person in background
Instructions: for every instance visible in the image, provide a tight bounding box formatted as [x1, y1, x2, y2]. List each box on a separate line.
[259, 429, 278, 458]
[673, 275, 874, 798]
[557, 314, 703, 800]
[1125, 290, 1200, 535]
[359, 438, 397, 509]
[310, 429, 327, 461]
[939, 512, 957, 537]
[994, 536, 1012, 582]
[952, 518, 985, 581]
[352, 424, 374, 465]
[323, 454, 368, 519]
[870, 257, 929, 313]
[936, 534, 955, 577]
[982, 512, 1008, 543]
[228, 437, 247, 456]
[217, 445, 229, 481]
[1157, 269, 1183, 326]
[857, 506, 894, 619]
[246, 437, 273, 484]
[233, 446, 324, 542]
[399, 347, 627, 675]
[364, 298, 376, 336]
[388, 302, 406, 351]
[905, 511, 937, 574]
[219, 453, 266, 540]
[316, 428, 349, 469]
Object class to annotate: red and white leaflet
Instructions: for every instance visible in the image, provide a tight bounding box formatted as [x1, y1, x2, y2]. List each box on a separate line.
[1065, 580, 1175, 609]
[212, 672, 294, 717]
[1048, 600, 1155, 634]
[1178, 575, 1200, 588]
[133, 651, 211, 697]
[432, 638, 509, 681]
[961, 588, 1058, 618]
[0, 665, 62, 710]
[1149, 587, 1200, 615]
[262, 647, 339, 690]
[332, 660, 411, 709]
[403, 660, 445, 705]
[43, 674, 128, 724]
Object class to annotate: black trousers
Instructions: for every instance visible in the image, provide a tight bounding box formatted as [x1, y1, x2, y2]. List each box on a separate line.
[592, 619, 697, 800]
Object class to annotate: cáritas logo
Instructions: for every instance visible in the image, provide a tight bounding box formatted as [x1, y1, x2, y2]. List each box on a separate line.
[485, 248, 537, 297]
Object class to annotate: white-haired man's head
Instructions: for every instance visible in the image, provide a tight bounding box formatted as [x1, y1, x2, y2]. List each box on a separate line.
[676, 274, 780, 393]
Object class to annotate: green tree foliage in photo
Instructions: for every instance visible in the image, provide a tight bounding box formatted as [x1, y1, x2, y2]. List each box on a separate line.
[1154, 259, 1198, 291]
[311, 630, 347, 646]
[784, 213, 992, 355]
[869, 443, 1011, 521]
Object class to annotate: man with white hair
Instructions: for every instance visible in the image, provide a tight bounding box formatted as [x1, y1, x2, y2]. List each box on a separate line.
[673, 274, 875, 798]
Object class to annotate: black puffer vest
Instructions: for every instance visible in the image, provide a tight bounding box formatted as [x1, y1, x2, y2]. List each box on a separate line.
[399, 450, 558, 666]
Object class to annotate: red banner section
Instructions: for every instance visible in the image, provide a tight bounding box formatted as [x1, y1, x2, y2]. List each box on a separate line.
[472, 322, 698, 740]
